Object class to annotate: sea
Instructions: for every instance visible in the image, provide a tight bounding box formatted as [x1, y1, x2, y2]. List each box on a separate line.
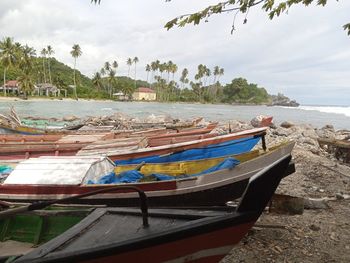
[0, 100, 349, 130]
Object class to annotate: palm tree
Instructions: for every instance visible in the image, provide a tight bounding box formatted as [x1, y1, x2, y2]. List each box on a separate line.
[166, 61, 173, 83]
[19, 45, 36, 73]
[126, 58, 132, 77]
[159, 62, 166, 79]
[100, 67, 106, 76]
[92, 72, 102, 91]
[70, 44, 82, 100]
[171, 63, 178, 81]
[180, 68, 189, 89]
[0, 37, 17, 96]
[150, 61, 157, 83]
[213, 66, 220, 84]
[145, 64, 151, 84]
[104, 61, 111, 72]
[46, 45, 54, 84]
[133, 56, 139, 89]
[218, 68, 224, 82]
[112, 60, 118, 69]
[108, 69, 117, 98]
[40, 48, 47, 83]
[204, 67, 211, 86]
[17, 71, 35, 99]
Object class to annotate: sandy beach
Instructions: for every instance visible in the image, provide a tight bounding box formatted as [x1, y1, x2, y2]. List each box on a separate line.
[0, 96, 114, 102]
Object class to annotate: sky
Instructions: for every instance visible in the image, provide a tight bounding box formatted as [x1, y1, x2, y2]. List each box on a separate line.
[0, 0, 349, 106]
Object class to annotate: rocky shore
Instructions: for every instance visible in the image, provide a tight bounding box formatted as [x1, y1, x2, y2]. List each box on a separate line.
[222, 120, 350, 263]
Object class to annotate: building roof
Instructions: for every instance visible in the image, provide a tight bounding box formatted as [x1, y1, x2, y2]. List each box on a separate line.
[5, 80, 19, 87]
[136, 87, 156, 93]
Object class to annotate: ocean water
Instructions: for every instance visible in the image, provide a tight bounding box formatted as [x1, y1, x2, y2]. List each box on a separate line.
[0, 100, 349, 130]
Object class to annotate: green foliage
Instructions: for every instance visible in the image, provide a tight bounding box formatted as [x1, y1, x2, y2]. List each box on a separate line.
[222, 77, 270, 104]
[165, 0, 349, 35]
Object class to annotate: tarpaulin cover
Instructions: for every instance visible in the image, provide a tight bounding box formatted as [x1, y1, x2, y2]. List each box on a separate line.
[0, 165, 13, 175]
[88, 157, 240, 184]
[115, 136, 260, 165]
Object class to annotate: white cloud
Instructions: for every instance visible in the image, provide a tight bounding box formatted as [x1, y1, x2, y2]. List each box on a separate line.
[0, 0, 349, 105]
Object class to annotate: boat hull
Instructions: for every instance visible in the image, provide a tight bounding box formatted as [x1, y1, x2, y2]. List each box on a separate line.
[0, 142, 295, 207]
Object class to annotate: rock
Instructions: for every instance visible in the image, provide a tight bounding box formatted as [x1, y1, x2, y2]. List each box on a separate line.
[302, 129, 318, 140]
[304, 198, 329, 209]
[270, 93, 300, 107]
[335, 193, 344, 200]
[321, 124, 335, 131]
[280, 121, 294, 128]
[270, 194, 304, 215]
[250, 115, 273, 128]
[63, 115, 79, 122]
[309, 224, 321, 231]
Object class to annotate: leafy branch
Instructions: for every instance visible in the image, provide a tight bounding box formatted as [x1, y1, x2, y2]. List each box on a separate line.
[164, 0, 349, 35]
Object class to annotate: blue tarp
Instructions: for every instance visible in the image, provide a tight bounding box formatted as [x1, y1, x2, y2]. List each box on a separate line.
[88, 157, 240, 184]
[0, 165, 13, 175]
[115, 136, 259, 165]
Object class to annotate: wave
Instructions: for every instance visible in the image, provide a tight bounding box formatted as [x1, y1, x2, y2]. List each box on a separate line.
[298, 105, 350, 117]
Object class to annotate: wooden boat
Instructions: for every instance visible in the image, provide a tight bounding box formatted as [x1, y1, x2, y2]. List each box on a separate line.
[0, 154, 292, 263]
[0, 142, 295, 206]
[114, 142, 285, 175]
[0, 125, 218, 161]
[0, 137, 148, 161]
[78, 127, 268, 162]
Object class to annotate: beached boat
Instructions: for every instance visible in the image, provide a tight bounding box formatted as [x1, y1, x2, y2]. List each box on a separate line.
[78, 127, 268, 163]
[0, 142, 294, 206]
[113, 143, 283, 175]
[0, 154, 292, 263]
[0, 124, 218, 161]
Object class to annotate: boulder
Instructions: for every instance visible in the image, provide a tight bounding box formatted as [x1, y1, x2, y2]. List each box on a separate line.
[280, 121, 294, 128]
[63, 115, 79, 122]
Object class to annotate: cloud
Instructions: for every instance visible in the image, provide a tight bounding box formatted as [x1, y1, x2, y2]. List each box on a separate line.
[0, 0, 349, 105]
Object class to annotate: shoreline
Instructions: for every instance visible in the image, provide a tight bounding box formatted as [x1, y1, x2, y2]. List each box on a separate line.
[0, 96, 295, 107]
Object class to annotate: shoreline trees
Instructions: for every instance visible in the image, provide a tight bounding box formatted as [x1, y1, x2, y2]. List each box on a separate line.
[70, 44, 82, 100]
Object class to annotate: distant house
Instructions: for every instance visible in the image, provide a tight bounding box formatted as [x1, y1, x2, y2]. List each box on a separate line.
[35, 83, 59, 96]
[0, 80, 20, 94]
[113, 92, 130, 101]
[132, 87, 156, 101]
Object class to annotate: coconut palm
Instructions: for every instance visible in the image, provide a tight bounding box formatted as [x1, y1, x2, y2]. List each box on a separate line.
[145, 64, 151, 84]
[104, 61, 111, 72]
[112, 60, 118, 69]
[100, 67, 106, 76]
[180, 68, 189, 89]
[92, 72, 102, 91]
[218, 67, 224, 82]
[166, 61, 173, 83]
[19, 45, 36, 73]
[70, 44, 82, 100]
[159, 62, 166, 79]
[108, 69, 117, 98]
[213, 66, 220, 84]
[171, 63, 178, 81]
[0, 37, 17, 96]
[150, 61, 157, 83]
[46, 45, 54, 84]
[126, 58, 132, 77]
[40, 48, 47, 83]
[17, 71, 35, 99]
[133, 57, 139, 89]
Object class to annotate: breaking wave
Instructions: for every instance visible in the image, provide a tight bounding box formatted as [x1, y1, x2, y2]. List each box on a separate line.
[298, 105, 350, 117]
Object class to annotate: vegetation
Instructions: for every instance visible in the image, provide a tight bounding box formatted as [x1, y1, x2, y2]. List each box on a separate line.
[0, 37, 276, 104]
[164, 0, 350, 35]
